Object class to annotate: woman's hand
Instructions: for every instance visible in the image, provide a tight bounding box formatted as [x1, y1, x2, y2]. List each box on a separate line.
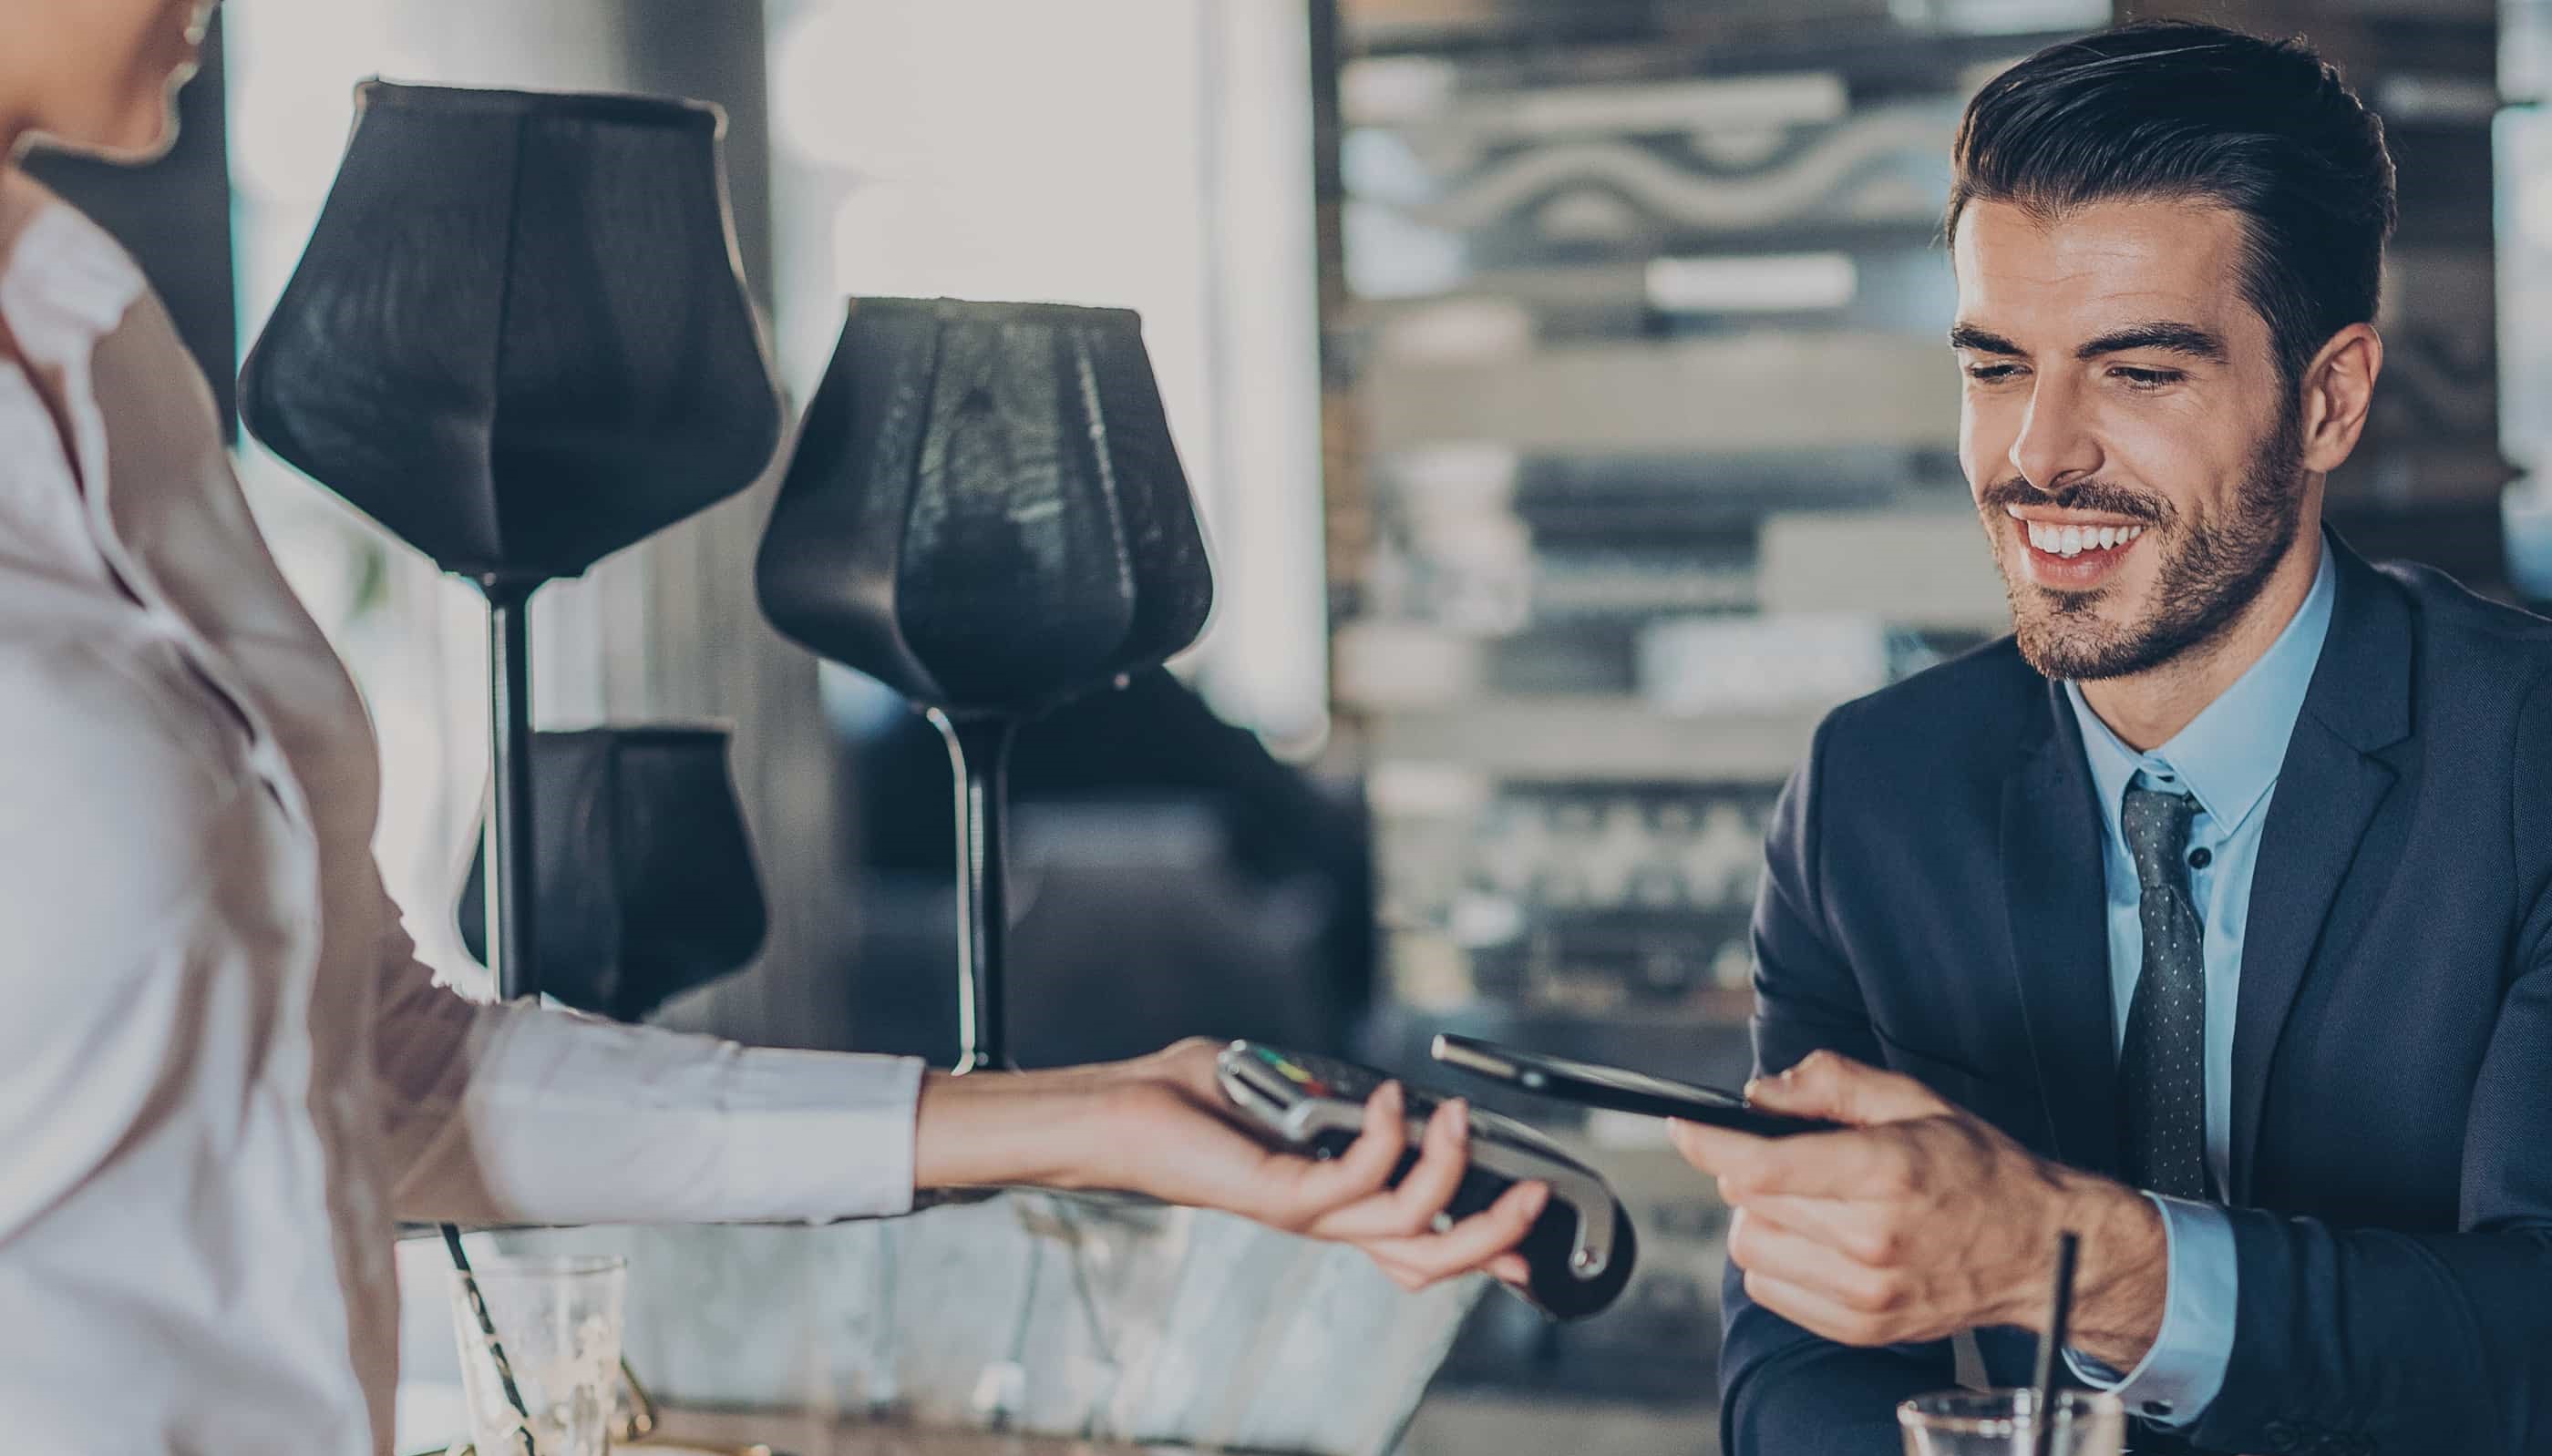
[913, 1039, 1542, 1290]
[1109, 1039, 1543, 1289]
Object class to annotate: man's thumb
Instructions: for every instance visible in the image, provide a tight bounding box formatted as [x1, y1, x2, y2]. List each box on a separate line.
[1746, 1050, 1946, 1125]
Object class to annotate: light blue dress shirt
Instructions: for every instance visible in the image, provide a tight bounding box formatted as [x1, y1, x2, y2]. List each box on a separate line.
[2056, 541, 2337, 1426]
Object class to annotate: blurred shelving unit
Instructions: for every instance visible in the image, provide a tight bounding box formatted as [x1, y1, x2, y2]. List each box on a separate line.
[1314, 5, 2098, 1441]
[1318, 0, 2068, 1034]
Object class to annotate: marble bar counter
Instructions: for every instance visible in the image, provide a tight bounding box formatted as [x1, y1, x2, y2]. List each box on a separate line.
[645, 1406, 1200, 1456]
[399, 1194, 1482, 1456]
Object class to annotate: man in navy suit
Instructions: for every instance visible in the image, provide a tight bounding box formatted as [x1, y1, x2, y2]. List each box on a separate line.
[1672, 21, 2552, 1456]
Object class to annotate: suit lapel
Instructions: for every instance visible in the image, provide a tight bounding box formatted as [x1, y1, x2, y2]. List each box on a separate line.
[2228, 539, 2413, 1205]
[2001, 685, 2124, 1175]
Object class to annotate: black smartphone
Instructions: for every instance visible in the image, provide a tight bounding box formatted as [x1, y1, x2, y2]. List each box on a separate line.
[1430, 1033, 1842, 1137]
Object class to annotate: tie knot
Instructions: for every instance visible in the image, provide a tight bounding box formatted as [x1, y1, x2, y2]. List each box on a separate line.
[2121, 785, 2196, 887]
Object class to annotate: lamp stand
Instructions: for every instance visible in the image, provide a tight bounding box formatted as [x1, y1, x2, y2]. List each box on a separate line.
[930, 710, 1018, 1074]
[446, 575, 555, 1451]
[447, 576, 665, 1449]
[477, 575, 542, 1003]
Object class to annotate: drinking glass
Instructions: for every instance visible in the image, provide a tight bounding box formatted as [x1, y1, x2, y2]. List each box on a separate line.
[1899, 1389, 2128, 1456]
[449, 1256, 627, 1456]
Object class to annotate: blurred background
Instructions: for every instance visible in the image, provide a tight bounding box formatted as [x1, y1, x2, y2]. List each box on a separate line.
[35, 0, 2536, 1448]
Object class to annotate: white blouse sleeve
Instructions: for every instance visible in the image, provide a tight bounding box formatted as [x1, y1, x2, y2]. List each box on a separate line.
[364, 866, 924, 1227]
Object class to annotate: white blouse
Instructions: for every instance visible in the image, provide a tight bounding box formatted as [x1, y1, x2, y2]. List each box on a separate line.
[0, 170, 924, 1455]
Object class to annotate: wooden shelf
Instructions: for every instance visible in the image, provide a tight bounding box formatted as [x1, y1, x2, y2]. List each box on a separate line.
[1367, 696, 1820, 783]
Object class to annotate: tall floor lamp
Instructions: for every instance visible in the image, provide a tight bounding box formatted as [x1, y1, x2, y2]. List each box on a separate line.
[756, 297, 1216, 1073]
[238, 80, 786, 1449]
[239, 80, 783, 1003]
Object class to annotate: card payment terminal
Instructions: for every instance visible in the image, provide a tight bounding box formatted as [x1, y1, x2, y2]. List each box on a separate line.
[1216, 1041, 1636, 1319]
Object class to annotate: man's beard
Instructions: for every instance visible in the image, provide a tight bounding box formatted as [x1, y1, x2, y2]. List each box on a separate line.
[1979, 405, 2308, 682]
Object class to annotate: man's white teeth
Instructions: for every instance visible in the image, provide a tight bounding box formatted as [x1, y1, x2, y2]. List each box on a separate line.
[2024, 520, 2145, 558]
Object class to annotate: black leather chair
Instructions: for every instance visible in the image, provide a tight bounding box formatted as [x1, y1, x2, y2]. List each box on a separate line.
[458, 727, 767, 1024]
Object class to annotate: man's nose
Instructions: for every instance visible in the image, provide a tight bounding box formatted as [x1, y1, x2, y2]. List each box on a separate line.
[2007, 374, 2103, 494]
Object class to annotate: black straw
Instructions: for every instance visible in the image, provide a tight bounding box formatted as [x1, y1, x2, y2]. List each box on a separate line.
[2028, 1230, 2082, 1456]
[442, 1224, 540, 1456]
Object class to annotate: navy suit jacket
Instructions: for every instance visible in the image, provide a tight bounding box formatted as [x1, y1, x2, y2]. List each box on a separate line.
[1722, 538, 2552, 1456]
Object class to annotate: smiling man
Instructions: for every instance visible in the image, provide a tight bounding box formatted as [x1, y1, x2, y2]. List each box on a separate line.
[1674, 20, 2552, 1456]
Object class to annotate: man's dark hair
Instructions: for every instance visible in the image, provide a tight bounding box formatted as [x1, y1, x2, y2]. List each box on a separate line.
[1947, 19, 2397, 388]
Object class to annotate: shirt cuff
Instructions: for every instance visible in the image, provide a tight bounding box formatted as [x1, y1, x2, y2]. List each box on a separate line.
[718, 1047, 926, 1222]
[2063, 1194, 2237, 1429]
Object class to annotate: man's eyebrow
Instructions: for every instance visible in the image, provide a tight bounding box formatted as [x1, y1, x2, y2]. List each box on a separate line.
[2074, 321, 2228, 364]
[1948, 323, 2022, 355]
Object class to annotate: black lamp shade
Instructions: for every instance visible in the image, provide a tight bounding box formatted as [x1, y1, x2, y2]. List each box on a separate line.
[756, 297, 1215, 719]
[458, 727, 767, 1022]
[240, 81, 782, 582]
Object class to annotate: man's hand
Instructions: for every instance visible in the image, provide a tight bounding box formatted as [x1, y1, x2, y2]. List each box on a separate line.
[1669, 1050, 2166, 1369]
[915, 1039, 1542, 1291]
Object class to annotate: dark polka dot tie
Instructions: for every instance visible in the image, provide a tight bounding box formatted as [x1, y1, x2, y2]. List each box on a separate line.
[2118, 785, 2212, 1202]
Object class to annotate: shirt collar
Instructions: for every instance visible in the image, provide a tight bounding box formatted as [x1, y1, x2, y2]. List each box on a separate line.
[0, 168, 148, 356]
[2067, 535, 2338, 840]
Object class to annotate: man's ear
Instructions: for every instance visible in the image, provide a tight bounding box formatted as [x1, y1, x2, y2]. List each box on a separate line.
[2298, 323, 2383, 476]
